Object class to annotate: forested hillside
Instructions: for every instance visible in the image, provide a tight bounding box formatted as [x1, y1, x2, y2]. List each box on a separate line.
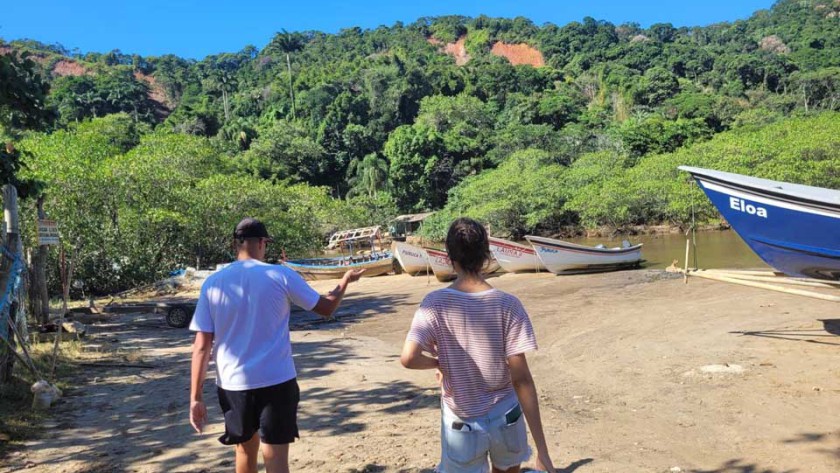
[1, 0, 838, 291]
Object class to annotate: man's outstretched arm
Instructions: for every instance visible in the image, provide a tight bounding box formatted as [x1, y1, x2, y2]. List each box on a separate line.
[311, 269, 365, 318]
[190, 331, 214, 433]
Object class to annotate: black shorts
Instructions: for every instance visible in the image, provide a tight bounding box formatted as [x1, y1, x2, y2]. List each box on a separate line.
[217, 378, 300, 445]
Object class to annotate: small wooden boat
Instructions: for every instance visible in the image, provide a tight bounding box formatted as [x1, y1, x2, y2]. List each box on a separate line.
[392, 241, 431, 275]
[525, 235, 643, 274]
[680, 166, 840, 281]
[286, 226, 393, 280]
[424, 248, 501, 282]
[284, 252, 393, 281]
[489, 237, 546, 273]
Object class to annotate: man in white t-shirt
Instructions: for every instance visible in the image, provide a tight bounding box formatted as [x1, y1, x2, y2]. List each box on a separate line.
[189, 218, 364, 473]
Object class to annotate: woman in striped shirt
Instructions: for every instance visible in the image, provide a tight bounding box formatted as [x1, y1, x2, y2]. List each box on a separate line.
[401, 217, 556, 473]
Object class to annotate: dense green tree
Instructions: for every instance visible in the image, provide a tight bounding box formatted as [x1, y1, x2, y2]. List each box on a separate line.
[633, 67, 680, 106]
[49, 70, 155, 124]
[240, 119, 328, 183]
[615, 115, 713, 159]
[421, 149, 570, 239]
[384, 124, 445, 210]
[346, 153, 389, 197]
[789, 67, 840, 111]
[0, 52, 52, 133]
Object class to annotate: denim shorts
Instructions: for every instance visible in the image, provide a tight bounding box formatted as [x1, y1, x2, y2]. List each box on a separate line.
[437, 392, 531, 473]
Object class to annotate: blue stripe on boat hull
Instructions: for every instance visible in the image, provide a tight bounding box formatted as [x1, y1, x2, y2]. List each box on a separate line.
[695, 179, 840, 280]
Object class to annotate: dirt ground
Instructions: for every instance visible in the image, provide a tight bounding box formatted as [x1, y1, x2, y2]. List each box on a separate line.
[1, 269, 838, 473]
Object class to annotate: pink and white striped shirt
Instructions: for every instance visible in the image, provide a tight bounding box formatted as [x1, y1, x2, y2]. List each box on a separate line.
[407, 288, 538, 419]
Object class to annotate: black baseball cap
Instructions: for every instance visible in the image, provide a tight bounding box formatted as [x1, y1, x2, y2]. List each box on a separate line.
[234, 218, 273, 241]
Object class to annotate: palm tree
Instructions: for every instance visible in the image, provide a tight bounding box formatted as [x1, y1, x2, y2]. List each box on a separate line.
[346, 153, 389, 198]
[269, 30, 304, 119]
[201, 70, 236, 122]
[216, 71, 236, 122]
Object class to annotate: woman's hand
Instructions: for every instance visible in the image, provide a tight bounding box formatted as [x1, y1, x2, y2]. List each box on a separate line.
[535, 451, 557, 473]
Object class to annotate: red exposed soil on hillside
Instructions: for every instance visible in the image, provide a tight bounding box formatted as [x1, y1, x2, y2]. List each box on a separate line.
[490, 41, 544, 67]
[134, 71, 172, 117]
[428, 36, 470, 66]
[0, 47, 90, 77]
[52, 59, 89, 77]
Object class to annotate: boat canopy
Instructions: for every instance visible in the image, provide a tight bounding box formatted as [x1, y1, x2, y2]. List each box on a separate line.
[326, 226, 381, 250]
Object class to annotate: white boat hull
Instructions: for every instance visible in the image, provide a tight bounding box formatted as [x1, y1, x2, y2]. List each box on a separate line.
[489, 237, 546, 273]
[526, 236, 642, 274]
[424, 248, 456, 282]
[393, 242, 431, 275]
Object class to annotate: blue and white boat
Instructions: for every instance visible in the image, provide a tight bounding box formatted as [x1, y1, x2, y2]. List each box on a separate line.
[679, 166, 840, 281]
[284, 252, 393, 281]
[284, 226, 393, 280]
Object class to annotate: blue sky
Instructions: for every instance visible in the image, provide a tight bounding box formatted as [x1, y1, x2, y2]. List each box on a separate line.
[2, 1, 776, 59]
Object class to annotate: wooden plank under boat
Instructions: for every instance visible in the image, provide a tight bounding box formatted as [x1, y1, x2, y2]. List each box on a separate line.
[284, 252, 393, 281]
[393, 242, 431, 275]
[525, 236, 642, 274]
[489, 237, 546, 273]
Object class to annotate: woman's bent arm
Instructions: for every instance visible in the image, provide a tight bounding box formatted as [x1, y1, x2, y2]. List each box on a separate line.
[400, 340, 439, 370]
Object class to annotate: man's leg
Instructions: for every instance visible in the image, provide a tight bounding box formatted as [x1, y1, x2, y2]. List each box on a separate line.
[235, 432, 260, 473]
[261, 443, 290, 473]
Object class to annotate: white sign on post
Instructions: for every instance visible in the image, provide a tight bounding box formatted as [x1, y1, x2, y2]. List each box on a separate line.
[38, 219, 60, 245]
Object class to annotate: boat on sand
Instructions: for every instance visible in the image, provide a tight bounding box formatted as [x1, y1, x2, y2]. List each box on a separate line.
[285, 226, 393, 281]
[392, 241, 431, 275]
[525, 236, 642, 274]
[489, 237, 546, 273]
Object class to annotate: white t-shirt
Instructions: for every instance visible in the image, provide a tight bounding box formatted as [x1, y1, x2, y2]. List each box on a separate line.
[190, 259, 320, 391]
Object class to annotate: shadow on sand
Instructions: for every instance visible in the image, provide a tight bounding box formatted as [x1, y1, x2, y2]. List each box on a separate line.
[688, 459, 797, 473]
[690, 431, 839, 472]
[290, 289, 415, 330]
[729, 318, 840, 346]
[349, 457, 594, 473]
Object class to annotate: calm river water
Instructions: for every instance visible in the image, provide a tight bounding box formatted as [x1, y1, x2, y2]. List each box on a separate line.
[316, 229, 767, 272]
[567, 229, 767, 270]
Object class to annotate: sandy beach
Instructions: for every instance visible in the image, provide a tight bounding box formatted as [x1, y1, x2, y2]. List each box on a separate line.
[1, 269, 838, 473]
